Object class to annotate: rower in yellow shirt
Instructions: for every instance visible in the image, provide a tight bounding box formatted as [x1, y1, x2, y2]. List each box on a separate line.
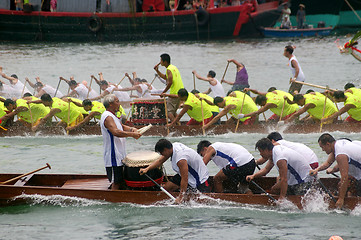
[285, 92, 338, 124]
[243, 88, 299, 121]
[1, 97, 50, 127]
[344, 83, 361, 97]
[321, 90, 361, 123]
[167, 88, 213, 127]
[31, 93, 83, 132]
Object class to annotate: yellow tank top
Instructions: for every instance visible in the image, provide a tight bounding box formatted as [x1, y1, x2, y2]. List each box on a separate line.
[304, 93, 337, 119]
[69, 98, 88, 115]
[233, 91, 258, 118]
[0, 101, 6, 118]
[184, 92, 212, 121]
[116, 105, 126, 118]
[166, 64, 184, 95]
[16, 98, 50, 123]
[266, 92, 298, 117]
[198, 93, 219, 113]
[345, 92, 361, 121]
[90, 101, 106, 120]
[349, 87, 361, 98]
[52, 97, 81, 124]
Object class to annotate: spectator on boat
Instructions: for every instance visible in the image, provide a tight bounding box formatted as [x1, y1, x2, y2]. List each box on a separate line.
[221, 59, 250, 92]
[61, 77, 99, 101]
[280, 3, 291, 25]
[242, 88, 299, 122]
[280, 15, 291, 29]
[165, 88, 213, 127]
[50, 0, 57, 12]
[193, 70, 225, 98]
[265, 132, 319, 170]
[202, 93, 258, 130]
[197, 140, 256, 193]
[184, 1, 193, 10]
[0, 71, 31, 99]
[26, 77, 64, 98]
[100, 94, 141, 190]
[15, 0, 23, 11]
[284, 45, 306, 94]
[140, 139, 210, 203]
[154, 53, 184, 122]
[1, 97, 50, 128]
[311, 133, 361, 208]
[321, 90, 361, 124]
[284, 92, 338, 124]
[296, 4, 306, 29]
[246, 138, 314, 199]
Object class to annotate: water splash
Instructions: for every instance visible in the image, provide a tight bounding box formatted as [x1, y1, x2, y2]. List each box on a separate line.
[301, 188, 330, 213]
[276, 198, 299, 212]
[13, 194, 109, 207]
[350, 204, 361, 216]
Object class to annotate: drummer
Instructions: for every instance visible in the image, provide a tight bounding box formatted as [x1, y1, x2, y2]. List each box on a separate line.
[139, 139, 210, 203]
[197, 140, 256, 193]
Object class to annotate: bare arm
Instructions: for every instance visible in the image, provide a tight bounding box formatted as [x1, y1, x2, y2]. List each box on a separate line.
[139, 155, 168, 174]
[168, 104, 190, 127]
[202, 146, 215, 165]
[25, 77, 36, 88]
[177, 159, 189, 202]
[322, 104, 353, 123]
[246, 159, 274, 181]
[154, 62, 166, 80]
[335, 154, 350, 208]
[286, 103, 313, 123]
[161, 69, 173, 95]
[272, 159, 288, 199]
[228, 59, 244, 71]
[291, 59, 300, 79]
[243, 103, 274, 118]
[309, 152, 335, 176]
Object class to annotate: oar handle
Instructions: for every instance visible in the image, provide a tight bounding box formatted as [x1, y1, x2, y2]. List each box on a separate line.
[318, 178, 337, 203]
[0, 163, 51, 185]
[251, 180, 277, 203]
[289, 78, 337, 91]
[116, 75, 127, 87]
[163, 97, 170, 136]
[144, 173, 176, 201]
[221, 62, 230, 81]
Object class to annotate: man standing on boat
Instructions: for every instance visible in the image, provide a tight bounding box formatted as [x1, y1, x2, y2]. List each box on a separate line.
[100, 94, 141, 190]
[197, 140, 256, 193]
[311, 133, 361, 208]
[284, 45, 305, 94]
[221, 59, 250, 92]
[139, 139, 210, 203]
[154, 53, 184, 122]
[246, 138, 313, 199]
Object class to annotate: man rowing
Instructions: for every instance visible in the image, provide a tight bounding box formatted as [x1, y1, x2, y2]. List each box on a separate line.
[1, 97, 50, 128]
[310, 133, 361, 208]
[100, 94, 141, 190]
[285, 92, 338, 124]
[167, 88, 213, 127]
[321, 90, 361, 124]
[140, 139, 210, 203]
[192, 70, 225, 97]
[344, 83, 361, 97]
[202, 92, 258, 130]
[284, 45, 305, 94]
[197, 140, 256, 193]
[26, 77, 64, 98]
[65, 99, 106, 132]
[154, 53, 184, 122]
[0, 71, 31, 99]
[243, 88, 299, 121]
[31, 93, 84, 132]
[246, 138, 313, 199]
[62, 77, 99, 100]
[221, 59, 250, 92]
[191, 90, 220, 121]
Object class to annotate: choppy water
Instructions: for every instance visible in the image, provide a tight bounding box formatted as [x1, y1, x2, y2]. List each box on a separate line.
[1, 35, 361, 239]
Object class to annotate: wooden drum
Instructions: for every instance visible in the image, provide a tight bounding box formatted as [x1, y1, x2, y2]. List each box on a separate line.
[130, 98, 166, 125]
[123, 151, 164, 189]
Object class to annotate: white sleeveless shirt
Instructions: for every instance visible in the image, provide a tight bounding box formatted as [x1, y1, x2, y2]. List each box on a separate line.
[12, 80, 30, 98]
[106, 85, 131, 102]
[100, 111, 126, 167]
[42, 85, 64, 98]
[289, 55, 305, 82]
[210, 142, 254, 169]
[137, 84, 152, 98]
[210, 78, 225, 98]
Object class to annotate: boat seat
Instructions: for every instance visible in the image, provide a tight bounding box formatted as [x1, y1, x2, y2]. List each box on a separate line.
[62, 178, 109, 190]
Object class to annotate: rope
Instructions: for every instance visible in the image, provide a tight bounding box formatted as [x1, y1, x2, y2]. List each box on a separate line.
[343, 0, 361, 22]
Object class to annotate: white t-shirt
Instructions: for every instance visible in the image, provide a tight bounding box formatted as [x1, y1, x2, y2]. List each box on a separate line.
[137, 84, 153, 98]
[210, 78, 225, 98]
[42, 85, 64, 98]
[210, 142, 254, 169]
[107, 85, 131, 102]
[277, 139, 318, 165]
[171, 142, 209, 188]
[335, 139, 361, 180]
[12, 80, 30, 98]
[100, 111, 126, 167]
[0, 84, 16, 99]
[289, 55, 305, 82]
[272, 145, 311, 186]
[74, 84, 99, 100]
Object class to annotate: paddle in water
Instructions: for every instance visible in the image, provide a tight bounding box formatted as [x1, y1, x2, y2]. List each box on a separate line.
[144, 173, 176, 201]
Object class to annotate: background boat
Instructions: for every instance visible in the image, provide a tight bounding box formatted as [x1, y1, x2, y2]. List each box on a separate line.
[262, 26, 333, 38]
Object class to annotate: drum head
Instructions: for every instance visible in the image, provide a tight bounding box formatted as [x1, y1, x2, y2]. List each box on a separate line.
[123, 151, 161, 167]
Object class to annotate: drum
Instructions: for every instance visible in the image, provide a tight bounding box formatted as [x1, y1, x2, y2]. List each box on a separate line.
[123, 151, 164, 189]
[130, 98, 166, 125]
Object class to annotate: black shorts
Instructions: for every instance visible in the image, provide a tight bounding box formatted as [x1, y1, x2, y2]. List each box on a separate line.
[222, 159, 256, 185]
[106, 166, 124, 184]
[170, 174, 211, 193]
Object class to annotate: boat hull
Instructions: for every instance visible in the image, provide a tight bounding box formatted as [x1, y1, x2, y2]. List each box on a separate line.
[262, 27, 333, 38]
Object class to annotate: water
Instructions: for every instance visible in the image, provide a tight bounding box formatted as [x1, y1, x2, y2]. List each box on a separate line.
[1, 36, 361, 239]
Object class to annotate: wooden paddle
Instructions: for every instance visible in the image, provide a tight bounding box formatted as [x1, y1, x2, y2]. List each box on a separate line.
[27, 103, 34, 129]
[193, 72, 196, 90]
[235, 91, 247, 133]
[67, 101, 71, 135]
[0, 163, 51, 185]
[279, 98, 286, 122]
[221, 62, 230, 82]
[144, 173, 176, 201]
[54, 77, 62, 97]
[317, 178, 337, 203]
[320, 87, 329, 132]
[21, 80, 27, 97]
[86, 76, 93, 99]
[163, 97, 170, 136]
[200, 98, 205, 136]
[250, 180, 277, 203]
[116, 75, 126, 87]
[289, 78, 337, 91]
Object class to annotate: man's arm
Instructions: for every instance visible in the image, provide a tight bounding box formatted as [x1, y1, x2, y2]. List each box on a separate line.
[0, 106, 27, 123]
[25, 77, 36, 88]
[243, 103, 273, 118]
[1, 72, 17, 84]
[177, 159, 189, 203]
[139, 155, 168, 175]
[246, 159, 274, 181]
[202, 146, 215, 165]
[203, 105, 233, 130]
[244, 88, 267, 96]
[309, 152, 335, 176]
[273, 159, 288, 199]
[154, 63, 166, 80]
[161, 69, 173, 95]
[321, 104, 353, 123]
[104, 116, 141, 139]
[33, 108, 60, 131]
[66, 111, 100, 131]
[202, 88, 212, 95]
[285, 103, 313, 123]
[228, 59, 244, 71]
[168, 104, 190, 127]
[335, 154, 350, 208]
[291, 59, 300, 79]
